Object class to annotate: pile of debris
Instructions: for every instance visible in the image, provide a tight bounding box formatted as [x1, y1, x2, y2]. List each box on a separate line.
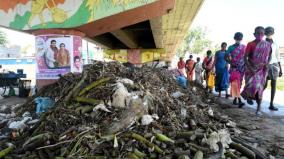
[0, 61, 269, 159]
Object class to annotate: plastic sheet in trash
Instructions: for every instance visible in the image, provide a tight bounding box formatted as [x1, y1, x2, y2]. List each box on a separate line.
[171, 91, 185, 98]
[176, 76, 187, 88]
[35, 97, 55, 114]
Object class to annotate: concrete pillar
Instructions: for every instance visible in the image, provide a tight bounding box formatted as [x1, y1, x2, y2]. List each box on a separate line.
[32, 29, 85, 90]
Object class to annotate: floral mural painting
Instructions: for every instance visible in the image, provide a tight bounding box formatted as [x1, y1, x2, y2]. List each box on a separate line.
[0, 0, 156, 30]
[28, 0, 66, 27]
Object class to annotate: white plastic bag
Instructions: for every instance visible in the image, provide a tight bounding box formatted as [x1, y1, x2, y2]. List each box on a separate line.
[112, 83, 130, 108]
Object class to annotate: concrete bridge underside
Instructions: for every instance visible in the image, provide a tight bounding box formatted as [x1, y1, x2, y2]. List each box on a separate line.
[0, 0, 204, 61]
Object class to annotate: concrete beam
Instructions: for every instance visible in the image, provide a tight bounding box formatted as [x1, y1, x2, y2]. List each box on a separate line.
[78, 0, 175, 37]
[84, 37, 110, 49]
[111, 29, 138, 48]
[92, 36, 114, 49]
[150, 17, 163, 48]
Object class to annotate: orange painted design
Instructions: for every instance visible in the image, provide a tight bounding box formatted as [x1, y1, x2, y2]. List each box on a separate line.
[0, 0, 65, 13]
[46, 0, 65, 8]
[0, 0, 29, 13]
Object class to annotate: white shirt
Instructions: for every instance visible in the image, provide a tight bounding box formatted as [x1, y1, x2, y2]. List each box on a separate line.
[195, 62, 203, 73]
[73, 66, 82, 73]
[46, 47, 55, 68]
[270, 42, 280, 64]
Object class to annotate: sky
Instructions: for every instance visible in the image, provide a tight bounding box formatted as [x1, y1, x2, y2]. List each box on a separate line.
[1, 0, 284, 50]
[0, 27, 34, 48]
[191, 0, 284, 47]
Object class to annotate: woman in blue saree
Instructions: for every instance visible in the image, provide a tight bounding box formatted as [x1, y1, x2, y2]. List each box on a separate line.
[214, 42, 230, 98]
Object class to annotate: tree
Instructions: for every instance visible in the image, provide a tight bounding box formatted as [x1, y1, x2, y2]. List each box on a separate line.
[177, 27, 218, 57]
[0, 30, 8, 46]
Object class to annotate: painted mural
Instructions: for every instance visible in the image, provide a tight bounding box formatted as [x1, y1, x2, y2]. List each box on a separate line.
[104, 49, 165, 64]
[0, 0, 156, 30]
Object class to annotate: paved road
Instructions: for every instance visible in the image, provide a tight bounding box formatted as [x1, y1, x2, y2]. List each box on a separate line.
[256, 89, 284, 117]
[214, 88, 284, 117]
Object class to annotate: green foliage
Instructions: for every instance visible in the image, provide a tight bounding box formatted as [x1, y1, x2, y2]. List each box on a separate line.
[177, 27, 219, 57]
[277, 77, 284, 90]
[0, 30, 8, 46]
[267, 77, 284, 91]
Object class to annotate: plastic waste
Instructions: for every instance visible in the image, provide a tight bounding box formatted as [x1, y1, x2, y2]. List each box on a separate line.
[27, 119, 39, 125]
[35, 97, 55, 114]
[171, 91, 185, 98]
[141, 115, 154, 125]
[180, 107, 187, 120]
[22, 112, 31, 118]
[208, 107, 214, 116]
[112, 83, 130, 108]
[117, 78, 134, 85]
[176, 76, 187, 88]
[202, 129, 232, 152]
[151, 114, 159, 120]
[8, 115, 32, 131]
[93, 104, 111, 112]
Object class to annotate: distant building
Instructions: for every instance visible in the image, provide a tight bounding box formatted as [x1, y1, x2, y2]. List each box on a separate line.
[0, 58, 36, 86]
[0, 45, 21, 58]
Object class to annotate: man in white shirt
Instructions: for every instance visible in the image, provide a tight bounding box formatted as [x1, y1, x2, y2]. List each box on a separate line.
[264, 27, 283, 111]
[45, 40, 58, 68]
[195, 57, 203, 86]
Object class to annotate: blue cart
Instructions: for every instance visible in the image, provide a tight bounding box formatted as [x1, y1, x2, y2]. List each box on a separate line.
[0, 70, 29, 96]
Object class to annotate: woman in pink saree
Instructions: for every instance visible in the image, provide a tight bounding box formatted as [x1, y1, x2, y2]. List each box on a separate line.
[225, 32, 246, 107]
[241, 26, 271, 115]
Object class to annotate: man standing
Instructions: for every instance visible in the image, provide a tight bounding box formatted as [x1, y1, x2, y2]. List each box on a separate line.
[195, 57, 203, 86]
[264, 27, 283, 111]
[241, 26, 271, 115]
[45, 39, 58, 68]
[185, 55, 195, 81]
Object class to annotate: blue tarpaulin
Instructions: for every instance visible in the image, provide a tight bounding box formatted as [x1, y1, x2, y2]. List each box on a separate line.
[35, 97, 55, 114]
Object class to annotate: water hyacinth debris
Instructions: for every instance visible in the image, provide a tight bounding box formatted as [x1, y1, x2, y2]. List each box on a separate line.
[0, 61, 273, 159]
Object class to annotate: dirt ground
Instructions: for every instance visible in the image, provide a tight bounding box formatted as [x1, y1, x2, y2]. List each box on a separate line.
[215, 97, 284, 158]
[0, 96, 27, 107]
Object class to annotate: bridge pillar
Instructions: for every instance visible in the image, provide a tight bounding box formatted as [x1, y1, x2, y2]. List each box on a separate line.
[32, 29, 85, 90]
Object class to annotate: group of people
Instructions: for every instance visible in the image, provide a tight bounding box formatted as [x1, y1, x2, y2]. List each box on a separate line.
[177, 26, 282, 115]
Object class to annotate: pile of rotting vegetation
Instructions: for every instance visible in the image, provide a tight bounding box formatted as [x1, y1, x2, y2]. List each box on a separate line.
[0, 61, 270, 159]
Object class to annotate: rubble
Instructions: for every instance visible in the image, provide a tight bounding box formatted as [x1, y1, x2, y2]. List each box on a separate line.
[0, 61, 272, 158]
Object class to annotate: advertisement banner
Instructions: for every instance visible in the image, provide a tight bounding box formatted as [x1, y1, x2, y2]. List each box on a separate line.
[71, 36, 83, 73]
[36, 35, 72, 79]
